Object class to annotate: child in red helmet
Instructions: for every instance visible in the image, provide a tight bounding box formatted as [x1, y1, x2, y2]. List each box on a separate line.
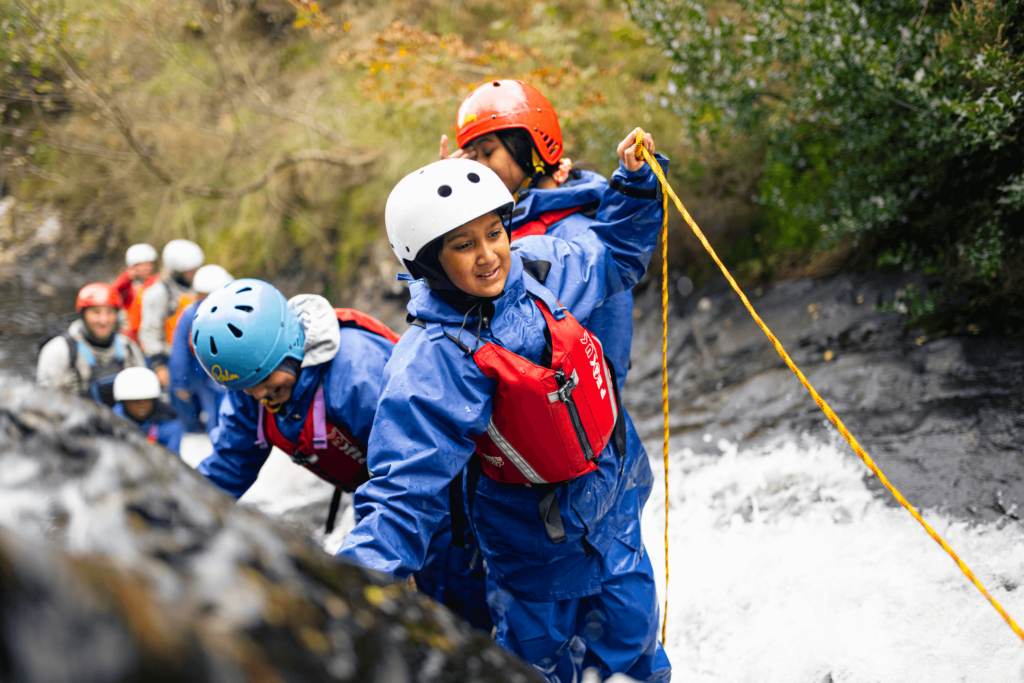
[440, 79, 647, 391]
[37, 283, 146, 405]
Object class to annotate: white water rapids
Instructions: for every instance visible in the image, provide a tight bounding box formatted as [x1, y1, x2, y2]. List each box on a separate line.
[181, 433, 1024, 682]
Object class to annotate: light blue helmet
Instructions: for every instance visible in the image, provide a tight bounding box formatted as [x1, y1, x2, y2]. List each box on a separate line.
[192, 279, 305, 391]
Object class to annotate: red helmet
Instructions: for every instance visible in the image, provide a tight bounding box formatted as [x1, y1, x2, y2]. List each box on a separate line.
[76, 283, 121, 311]
[455, 80, 563, 166]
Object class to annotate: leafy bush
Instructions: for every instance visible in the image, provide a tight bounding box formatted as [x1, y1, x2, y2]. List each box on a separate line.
[629, 0, 1024, 324]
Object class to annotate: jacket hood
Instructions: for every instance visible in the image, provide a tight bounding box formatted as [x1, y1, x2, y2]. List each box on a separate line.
[287, 294, 340, 368]
[406, 251, 526, 325]
[512, 170, 607, 223]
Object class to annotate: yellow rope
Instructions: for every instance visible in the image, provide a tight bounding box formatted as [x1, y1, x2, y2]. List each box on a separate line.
[636, 131, 672, 644]
[631, 128, 1024, 644]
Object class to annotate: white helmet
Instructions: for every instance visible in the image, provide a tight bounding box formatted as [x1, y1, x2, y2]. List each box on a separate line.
[113, 367, 162, 402]
[125, 243, 158, 267]
[162, 239, 205, 273]
[192, 264, 235, 294]
[385, 159, 514, 268]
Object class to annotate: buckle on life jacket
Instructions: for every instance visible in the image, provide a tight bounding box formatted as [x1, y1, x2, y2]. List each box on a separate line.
[290, 452, 320, 466]
[548, 369, 579, 403]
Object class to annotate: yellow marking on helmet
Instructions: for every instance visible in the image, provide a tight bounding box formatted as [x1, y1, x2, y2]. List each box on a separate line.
[211, 365, 239, 383]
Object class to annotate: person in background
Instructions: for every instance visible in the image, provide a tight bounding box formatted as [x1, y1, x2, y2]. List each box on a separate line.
[441, 79, 635, 390]
[37, 282, 146, 405]
[112, 243, 160, 343]
[168, 264, 235, 436]
[112, 366, 183, 455]
[338, 146, 671, 682]
[139, 239, 204, 387]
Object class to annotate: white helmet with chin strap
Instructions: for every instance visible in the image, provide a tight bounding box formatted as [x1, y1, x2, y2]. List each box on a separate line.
[113, 367, 162, 402]
[192, 264, 235, 294]
[125, 243, 158, 267]
[385, 159, 514, 270]
[162, 239, 205, 273]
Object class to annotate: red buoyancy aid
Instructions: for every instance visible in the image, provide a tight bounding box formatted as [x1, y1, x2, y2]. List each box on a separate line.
[510, 206, 583, 241]
[257, 384, 370, 491]
[470, 298, 619, 485]
[252, 308, 399, 491]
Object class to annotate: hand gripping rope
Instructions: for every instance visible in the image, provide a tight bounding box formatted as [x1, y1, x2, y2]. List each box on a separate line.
[632, 129, 1024, 645]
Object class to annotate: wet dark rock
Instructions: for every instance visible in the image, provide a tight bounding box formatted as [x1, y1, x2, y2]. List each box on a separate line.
[0, 378, 541, 683]
[627, 271, 1024, 524]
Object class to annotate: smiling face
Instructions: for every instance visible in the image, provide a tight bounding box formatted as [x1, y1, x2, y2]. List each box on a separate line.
[461, 133, 526, 193]
[82, 305, 118, 341]
[243, 368, 299, 410]
[438, 211, 510, 299]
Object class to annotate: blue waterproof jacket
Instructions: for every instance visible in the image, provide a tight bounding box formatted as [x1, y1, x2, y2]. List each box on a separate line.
[114, 401, 184, 455]
[337, 156, 667, 601]
[512, 170, 635, 388]
[169, 301, 227, 433]
[197, 325, 394, 499]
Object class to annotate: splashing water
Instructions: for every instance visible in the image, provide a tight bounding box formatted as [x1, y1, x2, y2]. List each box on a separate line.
[183, 433, 1024, 681]
[643, 436, 1024, 682]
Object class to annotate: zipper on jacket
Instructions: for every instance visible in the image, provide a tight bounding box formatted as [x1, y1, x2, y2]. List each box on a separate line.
[555, 369, 595, 461]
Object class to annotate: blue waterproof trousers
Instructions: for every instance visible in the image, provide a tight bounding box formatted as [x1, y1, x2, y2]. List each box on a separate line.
[490, 538, 671, 683]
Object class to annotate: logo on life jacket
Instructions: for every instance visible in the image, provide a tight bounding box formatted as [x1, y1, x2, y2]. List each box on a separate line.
[326, 425, 367, 465]
[580, 330, 606, 400]
[482, 453, 504, 468]
[211, 365, 239, 383]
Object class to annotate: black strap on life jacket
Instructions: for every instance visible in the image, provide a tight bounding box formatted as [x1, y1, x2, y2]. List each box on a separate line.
[325, 487, 343, 534]
[538, 486, 567, 544]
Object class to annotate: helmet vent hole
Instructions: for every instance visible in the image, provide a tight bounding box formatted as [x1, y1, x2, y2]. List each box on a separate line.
[210, 306, 218, 313]
[209, 337, 218, 355]
[235, 305, 253, 313]
[193, 330, 199, 346]
[236, 286, 252, 294]
[227, 323, 243, 338]
[492, 81, 500, 86]
[438, 185, 452, 197]
[467, 173, 480, 183]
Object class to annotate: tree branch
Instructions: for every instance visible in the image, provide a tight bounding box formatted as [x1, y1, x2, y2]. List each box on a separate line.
[181, 148, 378, 199]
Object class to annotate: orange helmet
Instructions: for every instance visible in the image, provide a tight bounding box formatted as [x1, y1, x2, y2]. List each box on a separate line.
[455, 80, 563, 166]
[76, 283, 121, 311]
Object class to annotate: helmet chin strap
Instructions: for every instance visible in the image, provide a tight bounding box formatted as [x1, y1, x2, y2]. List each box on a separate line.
[261, 397, 283, 413]
[513, 148, 548, 201]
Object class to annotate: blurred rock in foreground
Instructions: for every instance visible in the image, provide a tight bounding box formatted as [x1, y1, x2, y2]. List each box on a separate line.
[0, 377, 540, 683]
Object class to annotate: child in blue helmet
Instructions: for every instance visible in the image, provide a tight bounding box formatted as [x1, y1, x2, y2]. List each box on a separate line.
[190, 280, 395, 502]
[337, 130, 671, 682]
[112, 367, 183, 455]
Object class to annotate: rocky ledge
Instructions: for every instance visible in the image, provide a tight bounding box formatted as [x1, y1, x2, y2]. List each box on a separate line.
[0, 378, 540, 683]
[626, 271, 1024, 524]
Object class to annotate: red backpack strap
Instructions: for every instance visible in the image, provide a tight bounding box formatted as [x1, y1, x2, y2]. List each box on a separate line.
[510, 206, 585, 241]
[334, 308, 400, 344]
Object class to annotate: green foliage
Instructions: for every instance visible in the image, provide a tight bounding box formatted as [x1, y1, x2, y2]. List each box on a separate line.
[2, 0, 682, 293]
[629, 0, 1024, 312]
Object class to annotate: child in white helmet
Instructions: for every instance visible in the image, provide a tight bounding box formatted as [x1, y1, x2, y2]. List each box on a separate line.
[112, 243, 160, 343]
[338, 131, 671, 682]
[112, 366, 183, 455]
[138, 239, 204, 387]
